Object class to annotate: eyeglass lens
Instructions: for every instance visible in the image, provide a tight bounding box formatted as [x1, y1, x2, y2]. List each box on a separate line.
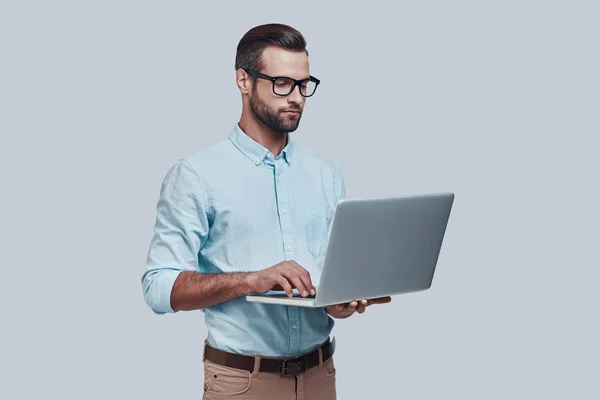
[273, 77, 317, 96]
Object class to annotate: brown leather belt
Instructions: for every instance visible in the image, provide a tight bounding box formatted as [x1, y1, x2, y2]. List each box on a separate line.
[203, 337, 335, 377]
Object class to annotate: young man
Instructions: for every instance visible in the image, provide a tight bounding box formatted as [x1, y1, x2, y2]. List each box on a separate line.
[142, 23, 391, 399]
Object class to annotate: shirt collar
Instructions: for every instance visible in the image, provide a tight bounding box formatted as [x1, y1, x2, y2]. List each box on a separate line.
[228, 124, 293, 166]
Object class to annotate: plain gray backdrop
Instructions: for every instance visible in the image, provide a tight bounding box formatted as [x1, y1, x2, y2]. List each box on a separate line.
[1, 1, 598, 399]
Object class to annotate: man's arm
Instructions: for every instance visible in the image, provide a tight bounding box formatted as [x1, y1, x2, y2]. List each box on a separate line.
[142, 159, 211, 314]
[170, 271, 253, 311]
[171, 260, 317, 311]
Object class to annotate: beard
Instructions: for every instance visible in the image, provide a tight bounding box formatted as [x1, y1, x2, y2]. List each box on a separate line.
[249, 87, 303, 133]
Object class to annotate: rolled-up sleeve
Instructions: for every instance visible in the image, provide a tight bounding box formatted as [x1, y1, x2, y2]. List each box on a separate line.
[141, 159, 209, 314]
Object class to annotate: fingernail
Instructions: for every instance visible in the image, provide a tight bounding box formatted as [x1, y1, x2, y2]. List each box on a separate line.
[303, 290, 308, 296]
[311, 289, 316, 295]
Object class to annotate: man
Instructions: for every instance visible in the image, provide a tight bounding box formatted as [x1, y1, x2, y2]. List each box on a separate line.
[141, 23, 391, 399]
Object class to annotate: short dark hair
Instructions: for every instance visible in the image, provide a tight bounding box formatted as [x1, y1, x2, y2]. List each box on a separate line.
[235, 23, 308, 73]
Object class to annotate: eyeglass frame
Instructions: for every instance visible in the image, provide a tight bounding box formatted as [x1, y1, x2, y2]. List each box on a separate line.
[242, 68, 321, 97]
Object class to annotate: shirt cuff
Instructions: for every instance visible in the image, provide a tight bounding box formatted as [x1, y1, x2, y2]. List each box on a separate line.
[142, 269, 182, 314]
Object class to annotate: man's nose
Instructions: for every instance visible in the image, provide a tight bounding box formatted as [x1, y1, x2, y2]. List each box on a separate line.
[287, 84, 304, 104]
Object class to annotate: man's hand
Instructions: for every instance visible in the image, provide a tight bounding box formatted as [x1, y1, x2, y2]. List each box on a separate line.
[248, 260, 316, 298]
[325, 296, 392, 319]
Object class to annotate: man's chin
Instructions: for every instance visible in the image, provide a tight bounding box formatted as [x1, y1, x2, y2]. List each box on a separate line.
[274, 128, 297, 134]
[281, 125, 299, 134]
[279, 120, 301, 133]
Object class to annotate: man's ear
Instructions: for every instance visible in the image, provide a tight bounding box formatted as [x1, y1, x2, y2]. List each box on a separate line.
[236, 68, 251, 95]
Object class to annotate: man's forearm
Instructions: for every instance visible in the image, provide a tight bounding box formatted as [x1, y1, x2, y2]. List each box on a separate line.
[170, 271, 255, 311]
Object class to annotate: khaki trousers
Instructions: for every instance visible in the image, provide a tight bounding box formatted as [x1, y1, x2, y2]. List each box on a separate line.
[202, 350, 337, 399]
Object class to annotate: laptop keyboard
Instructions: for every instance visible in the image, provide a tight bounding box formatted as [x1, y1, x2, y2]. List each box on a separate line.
[265, 292, 316, 299]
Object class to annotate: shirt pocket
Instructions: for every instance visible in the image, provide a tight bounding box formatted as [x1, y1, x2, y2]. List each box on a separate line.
[304, 204, 333, 257]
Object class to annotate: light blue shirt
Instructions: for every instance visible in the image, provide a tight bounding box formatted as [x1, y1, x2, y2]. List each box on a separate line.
[142, 123, 346, 357]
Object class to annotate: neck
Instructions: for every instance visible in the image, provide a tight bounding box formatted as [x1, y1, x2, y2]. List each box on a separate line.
[238, 109, 288, 158]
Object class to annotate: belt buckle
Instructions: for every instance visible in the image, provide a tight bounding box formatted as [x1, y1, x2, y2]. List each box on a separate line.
[280, 358, 305, 377]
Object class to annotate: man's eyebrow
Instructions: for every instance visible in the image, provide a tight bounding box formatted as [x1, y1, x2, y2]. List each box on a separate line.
[277, 74, 311, 80]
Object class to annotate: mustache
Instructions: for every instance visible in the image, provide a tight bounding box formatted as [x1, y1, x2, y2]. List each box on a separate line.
[280, 107, 302, 113]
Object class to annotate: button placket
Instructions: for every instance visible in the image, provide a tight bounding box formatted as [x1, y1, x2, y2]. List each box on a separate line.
[273, 159, 300, 355]
[275, 167, 294, 260]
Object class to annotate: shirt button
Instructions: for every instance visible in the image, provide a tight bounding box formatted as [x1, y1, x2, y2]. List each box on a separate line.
[281, 209, 287, 215]
[292, 323, 297, 329]
[287, 245, 293, 251]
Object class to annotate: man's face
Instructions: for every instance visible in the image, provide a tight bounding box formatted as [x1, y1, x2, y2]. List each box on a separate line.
[249, 46, 309, 133]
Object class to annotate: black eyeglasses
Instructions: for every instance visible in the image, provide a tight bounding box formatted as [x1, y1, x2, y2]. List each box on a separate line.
[243, 68, 320, 97]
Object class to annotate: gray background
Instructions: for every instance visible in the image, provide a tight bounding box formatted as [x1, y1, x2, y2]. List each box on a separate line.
[1, 0, 598, 399]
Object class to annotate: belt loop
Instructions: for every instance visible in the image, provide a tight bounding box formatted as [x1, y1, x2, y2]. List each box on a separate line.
[317, 347, 324, 366]
[202, 340, 208, 362]
[252, 356, 261, 377]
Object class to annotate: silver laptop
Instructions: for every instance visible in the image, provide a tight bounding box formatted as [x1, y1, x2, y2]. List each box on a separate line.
[245, 193, 454, 307]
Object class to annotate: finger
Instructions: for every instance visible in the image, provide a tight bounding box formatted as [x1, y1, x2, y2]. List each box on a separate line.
[367, 296, 392, 306]
[332, 303, 346, 312]
[345, 301, 358, 317]
[289, 261, 314, 287]
[289, 261, 316, 295]
[356, 299, 368, 313]
[271, 283, 284, 291]
[276, 277, 294, 297]
[282, 272, 309, 297]
[292, 264, 315, 296]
